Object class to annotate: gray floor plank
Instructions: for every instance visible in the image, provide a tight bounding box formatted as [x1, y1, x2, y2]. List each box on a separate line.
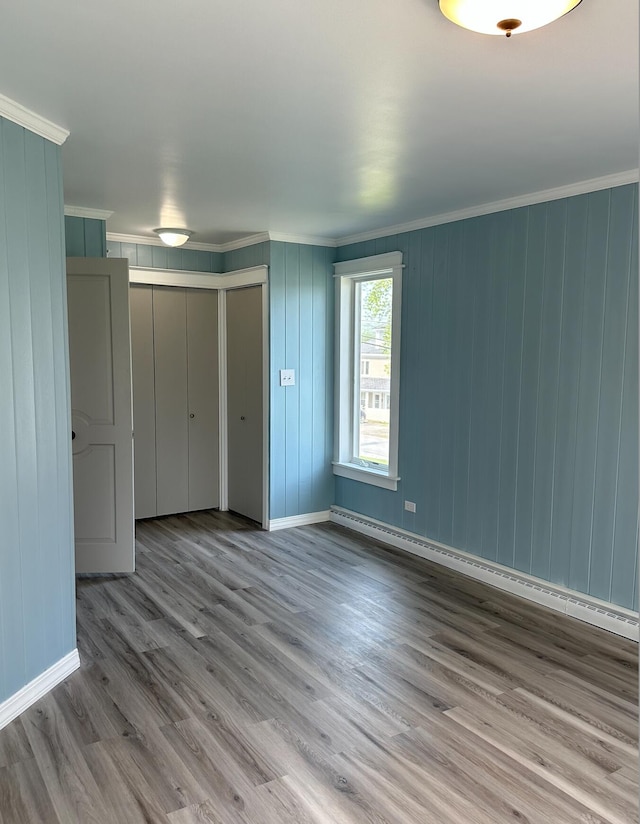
[0, 510, 636, 823]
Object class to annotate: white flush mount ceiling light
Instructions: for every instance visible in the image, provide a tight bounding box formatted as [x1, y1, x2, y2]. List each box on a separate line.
[439, 0, 583, 37]
[153, 228, 193, 247]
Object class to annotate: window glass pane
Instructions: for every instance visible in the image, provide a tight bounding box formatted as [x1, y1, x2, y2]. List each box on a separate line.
[355, 277, 392, 467]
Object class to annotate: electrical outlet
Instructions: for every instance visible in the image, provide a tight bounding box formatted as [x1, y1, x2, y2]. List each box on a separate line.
[404, 500, 416, 513]
[279, 369, 295, 386]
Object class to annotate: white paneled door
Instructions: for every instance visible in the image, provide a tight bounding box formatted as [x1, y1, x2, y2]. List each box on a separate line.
[67, 258, 134, 573]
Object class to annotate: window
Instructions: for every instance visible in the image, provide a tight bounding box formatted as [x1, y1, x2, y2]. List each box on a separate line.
[333, 251, 402, 490]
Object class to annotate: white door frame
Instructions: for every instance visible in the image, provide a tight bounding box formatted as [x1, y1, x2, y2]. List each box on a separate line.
[128, 265, 269, 529]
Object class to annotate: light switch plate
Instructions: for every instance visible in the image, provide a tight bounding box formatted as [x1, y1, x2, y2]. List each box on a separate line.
[280, 369, 295, 386]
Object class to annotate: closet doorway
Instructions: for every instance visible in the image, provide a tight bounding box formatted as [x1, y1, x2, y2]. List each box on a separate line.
[129, 266, 268, 527]
[226, 286, 264, 523]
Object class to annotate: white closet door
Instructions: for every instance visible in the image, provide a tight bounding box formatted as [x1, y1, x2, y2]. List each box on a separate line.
[227, 286, 263, 523]
[130, 284, 157, 519]
[187, 289, 219, 510]
[153, 286, 189, 516]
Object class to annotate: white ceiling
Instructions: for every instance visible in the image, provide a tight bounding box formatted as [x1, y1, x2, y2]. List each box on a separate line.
[0, 0, 637, 245]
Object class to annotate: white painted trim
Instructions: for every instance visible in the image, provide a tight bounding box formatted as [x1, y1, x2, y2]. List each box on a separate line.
[334, 251, 403, 276]
[0, 649, 80, 731]
[128, 265, 267, 290]
[218, 289, 229, 512]
[107, 232, 223, 253]
[261, 281, 270, 530]
[336, 170, 640, 247]
[64, 206, 113, 220]
[108, 230, 271, 254]
[267, 511, 331, 531]
[330, 508, 639, 641]
[0, 92, 69, 145]
[269, 231, 337, 248]
[126, 265, 268, 524]
[108, 170, 639, 256]
[220, 232, 270, 252]
[334, 252, 402, 489]
[332, 462, 400, 490]
[222, 266, 269, 289]
[129, 268, 222, 288]
[109, 230, 334, 254]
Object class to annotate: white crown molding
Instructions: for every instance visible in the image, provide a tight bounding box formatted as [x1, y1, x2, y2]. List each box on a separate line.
[105, 170, 639, 256]
[107, 230, 334, 255]
[106, 232, 223, 253]
[0, 649, 80, 731]
[0, 92, 69, 146]
[331, 507, 639, 641]
[64, 205, 113, 220]
[267, 511, 331, 531]
[269, 232, 337, 248]
[336, 170, 640, 247]
[219, 232, 270, 252]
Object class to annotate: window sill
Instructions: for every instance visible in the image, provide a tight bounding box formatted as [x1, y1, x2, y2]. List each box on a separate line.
[332, 462, 399, 491]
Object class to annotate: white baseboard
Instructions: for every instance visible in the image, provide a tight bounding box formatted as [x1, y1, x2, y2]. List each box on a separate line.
[0, 649, 81, 731]
[267, 510, 332, 531]
[330, 507, 639, 641]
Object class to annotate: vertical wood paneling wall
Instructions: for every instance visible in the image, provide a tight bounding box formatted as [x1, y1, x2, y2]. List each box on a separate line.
[267, 242, 335, 520]
[222, 241, 270, 273]
[0, 117, 76, 704]
[64, 216, 106, 257]
[107, 239, 223, 273]
[336, 185, 638, 610]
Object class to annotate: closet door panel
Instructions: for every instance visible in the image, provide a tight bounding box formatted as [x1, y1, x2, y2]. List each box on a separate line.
[154, 286, 189, 516]
[227, 286, 263, 523]
[187, 289, 219, 510]
[130, 285, 157, 518]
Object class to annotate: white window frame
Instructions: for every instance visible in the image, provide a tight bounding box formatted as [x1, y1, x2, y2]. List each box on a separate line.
[333, 251, 402, 491]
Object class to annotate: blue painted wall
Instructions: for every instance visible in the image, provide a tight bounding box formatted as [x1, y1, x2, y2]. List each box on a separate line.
[0, 118, 76, 704]
[222, 241, 270, 273]
[107, 239, 223, 273]
[265, 242, 335, 520]
[65, 216, 106, 257]
[222, 240, 335, 520]
[335, 185, 638, 610]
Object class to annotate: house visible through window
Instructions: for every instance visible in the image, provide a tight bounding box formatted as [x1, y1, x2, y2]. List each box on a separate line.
[333, 252, 402, 491]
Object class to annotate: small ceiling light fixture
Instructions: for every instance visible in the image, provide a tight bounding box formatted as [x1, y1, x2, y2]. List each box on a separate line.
[439, 0, 583, 37]
[153, 227, 193, 247]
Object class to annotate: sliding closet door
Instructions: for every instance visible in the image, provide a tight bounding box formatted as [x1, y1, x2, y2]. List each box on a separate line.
[154, 286, 189, 516]
[187, 289, 219, 510]
[227, 286, 263, 523]
[130, 284, 157, 519]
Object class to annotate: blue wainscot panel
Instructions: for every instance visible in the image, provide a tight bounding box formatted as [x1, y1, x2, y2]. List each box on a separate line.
[335, 185, 638, 610]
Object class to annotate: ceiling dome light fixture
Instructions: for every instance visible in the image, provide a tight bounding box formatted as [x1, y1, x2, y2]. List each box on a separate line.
[439, 0, 583, 37]
[153, 228, 193, 247]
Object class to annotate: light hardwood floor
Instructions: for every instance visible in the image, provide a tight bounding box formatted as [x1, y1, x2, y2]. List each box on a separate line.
[0, 511, 637, 823]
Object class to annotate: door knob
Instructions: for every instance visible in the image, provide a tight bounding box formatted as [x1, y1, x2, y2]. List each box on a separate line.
[72, 430, 76, 440]
[189, 413, 195, 419]
[240, 416, 245, 421]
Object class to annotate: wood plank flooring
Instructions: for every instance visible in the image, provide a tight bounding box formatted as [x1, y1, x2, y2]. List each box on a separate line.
[0, 510, 637, 823]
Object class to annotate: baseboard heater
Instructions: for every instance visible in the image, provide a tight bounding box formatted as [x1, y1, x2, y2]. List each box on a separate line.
[330, 506, 638, 641]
